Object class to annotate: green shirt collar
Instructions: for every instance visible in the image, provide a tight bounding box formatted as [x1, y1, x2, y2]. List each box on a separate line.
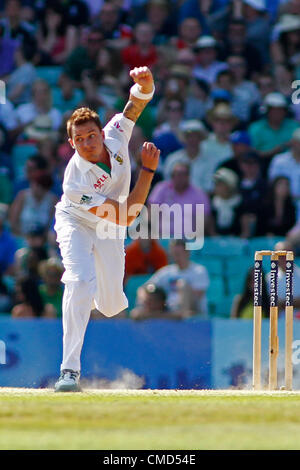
[95, 161, 111, 176]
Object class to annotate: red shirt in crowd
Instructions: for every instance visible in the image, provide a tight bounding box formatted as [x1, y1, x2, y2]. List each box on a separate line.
[121, 44, 158, 69]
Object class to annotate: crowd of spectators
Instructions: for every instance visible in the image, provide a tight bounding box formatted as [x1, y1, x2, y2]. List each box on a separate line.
[0, 0, 300, 319]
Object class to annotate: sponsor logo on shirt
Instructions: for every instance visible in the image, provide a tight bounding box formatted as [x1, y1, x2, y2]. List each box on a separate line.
[113, 121, 124, 132]
[80, 194, 92, 205]
[114, 153, 123, 165]
[94, 174, 108, 190]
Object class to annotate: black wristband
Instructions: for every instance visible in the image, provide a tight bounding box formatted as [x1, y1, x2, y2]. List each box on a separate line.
[141, 166, 155, 174]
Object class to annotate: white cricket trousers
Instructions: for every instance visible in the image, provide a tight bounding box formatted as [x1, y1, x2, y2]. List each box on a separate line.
[54, 210, 128, 371]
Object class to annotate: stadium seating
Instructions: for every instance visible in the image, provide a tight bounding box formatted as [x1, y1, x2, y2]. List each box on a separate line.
[12, 144, 38, 180]
[206, 276, 226, 315]
[157, 238, 170, 252]
[36, 66, 63, 87]
[189, 254, 224, 276]
[201, 236, 247, 257]
[246, 236, 283, 254]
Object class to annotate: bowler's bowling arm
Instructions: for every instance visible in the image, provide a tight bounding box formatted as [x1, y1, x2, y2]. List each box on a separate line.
[122, 66, 155, 123]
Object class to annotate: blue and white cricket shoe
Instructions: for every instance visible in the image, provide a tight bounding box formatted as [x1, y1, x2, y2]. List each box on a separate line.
[54, 369, 81, 392]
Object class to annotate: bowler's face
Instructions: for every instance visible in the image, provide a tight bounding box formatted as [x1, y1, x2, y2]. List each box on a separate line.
[69, 121, 104, 163]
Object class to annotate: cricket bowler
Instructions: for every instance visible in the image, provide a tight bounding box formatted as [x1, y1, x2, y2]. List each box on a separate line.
[54, 66, 159, 392]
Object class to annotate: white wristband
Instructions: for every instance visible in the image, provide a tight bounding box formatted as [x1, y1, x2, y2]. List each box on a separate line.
[130, 83, 155, 100]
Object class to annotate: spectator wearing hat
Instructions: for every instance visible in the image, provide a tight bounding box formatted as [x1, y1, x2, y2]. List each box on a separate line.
[242, 0, 271, 64]
[268, 127, 300, 221]
[210, 167, 243, 235]
[121, 22, 158, 70]
[38, 257, 64, 317]
[248, 92, 299, 171]
[148, 161, 212, 238]
[163, 119, 214, 191]
[271, 14, 300, 67]
[217, 130, 252, 180]
[198, 102, 235, 191]
[192, 35, 228, 85]
[146, 239, 210, 318]
[210, 87, 232, 105]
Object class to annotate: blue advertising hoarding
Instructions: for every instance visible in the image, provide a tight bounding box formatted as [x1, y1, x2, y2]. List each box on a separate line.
[1, 317, 300, 389]
[0, 318, 212, 389]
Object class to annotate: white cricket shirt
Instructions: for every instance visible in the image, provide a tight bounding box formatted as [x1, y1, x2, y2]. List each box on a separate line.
[56, 113, 135, 232]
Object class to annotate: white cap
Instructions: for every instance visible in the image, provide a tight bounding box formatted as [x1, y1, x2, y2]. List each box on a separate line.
[214, 167, 238, 190]
[243, 0, 266, 11]
[180, 119, 207, 134]
[194, 35, 217, 49]
[276, 14, 300, 34]
[263, 92, 287, 108]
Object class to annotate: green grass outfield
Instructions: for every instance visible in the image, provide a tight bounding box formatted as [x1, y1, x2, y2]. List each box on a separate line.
[1, 388, 300, 450]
